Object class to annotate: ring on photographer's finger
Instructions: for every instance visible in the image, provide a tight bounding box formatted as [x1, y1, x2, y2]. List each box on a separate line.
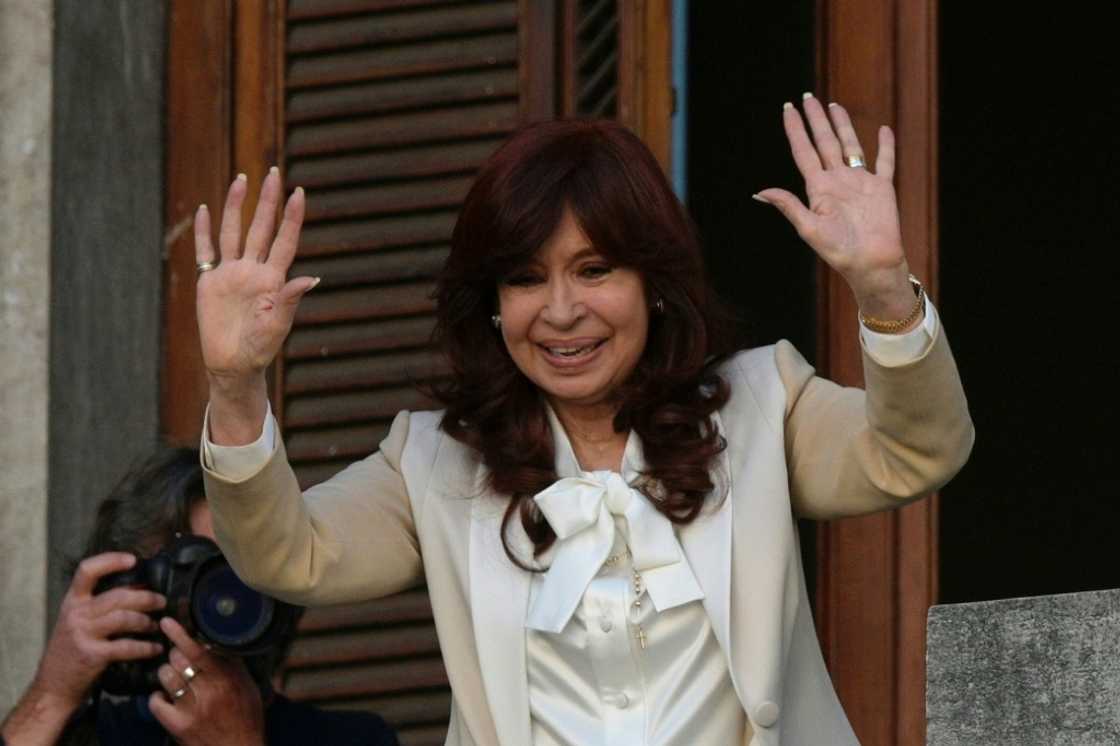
[172, 686, 189, 700]
[181, 665, 198, 682]
[845, 154, 866, 168]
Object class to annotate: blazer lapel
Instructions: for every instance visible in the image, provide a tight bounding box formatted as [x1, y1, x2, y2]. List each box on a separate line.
[469, 479, 533, 746]
[678, 411, 741, 701]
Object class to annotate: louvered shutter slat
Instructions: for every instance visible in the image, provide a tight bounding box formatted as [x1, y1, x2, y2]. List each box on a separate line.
[292, 247, 447, 291]
[288, 4, 518, 53]
[283, 657, 449, 700]
[288, 102, 518, 156]
[286, 316, 437, 360]
[303, 177, 471, 221]
[287, 33, 519, 89]
[289, 139, 502, 189]
[300, 211, 457, 256]
[286, 625, 442, 667]
[288, 69, 518, 125]
[287, 424, 388, 463]
[285, 349, 447, 394]
[299, 590, 434, 630]
[288, 0, 464, 23]
[285, 387, 436, 428]
[293, 281, 437, 325]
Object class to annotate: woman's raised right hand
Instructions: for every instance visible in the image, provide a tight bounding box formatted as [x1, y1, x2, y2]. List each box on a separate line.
[195, 169, 318, 442]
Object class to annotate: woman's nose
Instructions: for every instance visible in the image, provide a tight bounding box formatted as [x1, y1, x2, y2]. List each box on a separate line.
[540, 279, 585, 327]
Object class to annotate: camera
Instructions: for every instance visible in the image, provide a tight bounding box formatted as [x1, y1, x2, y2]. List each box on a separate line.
[96, 535, 299, 695]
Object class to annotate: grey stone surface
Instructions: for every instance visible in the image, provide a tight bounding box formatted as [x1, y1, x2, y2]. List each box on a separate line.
[927, 590, 1120, 746]
[47, 0, 166, 616]
[0, 0, 52, 713]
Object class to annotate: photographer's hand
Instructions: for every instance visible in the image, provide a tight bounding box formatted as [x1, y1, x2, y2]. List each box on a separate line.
[0, 553, 165, 746]
[149, 617, 266, 746]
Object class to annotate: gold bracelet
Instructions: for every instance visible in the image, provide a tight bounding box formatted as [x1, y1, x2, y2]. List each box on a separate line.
[858, 275, 925, 334]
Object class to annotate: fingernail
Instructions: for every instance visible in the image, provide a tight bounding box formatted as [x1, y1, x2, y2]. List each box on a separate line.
[802, 91, 814, 100]
[198, 203, 207, 213]
[236, 172, 247, 182]
[828, 102, 838, 108]
[751, 193, 771, 204]
[309, 277, 322, 290]
[269, 165, 279, 176]
[295, 186, 305, 197]
[783, 102, 793, 111]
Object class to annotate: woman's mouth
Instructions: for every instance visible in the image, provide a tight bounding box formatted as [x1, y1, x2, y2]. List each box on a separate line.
[539, 339, 606, 365]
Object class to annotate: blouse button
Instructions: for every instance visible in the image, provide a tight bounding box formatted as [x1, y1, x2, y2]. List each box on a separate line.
[600, 617, 613, 633]
[609, 692, 630, 709]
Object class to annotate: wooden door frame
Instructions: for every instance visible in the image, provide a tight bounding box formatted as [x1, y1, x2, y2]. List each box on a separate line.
[163, 0, 234, 445]
[813, 1, 940, 744]
[163, 0, 283, 442]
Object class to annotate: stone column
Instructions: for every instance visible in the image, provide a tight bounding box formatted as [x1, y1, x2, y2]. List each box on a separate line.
[0, 0, 52, 712]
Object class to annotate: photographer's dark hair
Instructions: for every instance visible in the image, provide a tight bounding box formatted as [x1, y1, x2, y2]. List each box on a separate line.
[77, 447, 203, 564]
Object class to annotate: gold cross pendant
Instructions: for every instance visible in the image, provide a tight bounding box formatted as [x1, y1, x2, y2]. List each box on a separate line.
[635, 626, 647, 649]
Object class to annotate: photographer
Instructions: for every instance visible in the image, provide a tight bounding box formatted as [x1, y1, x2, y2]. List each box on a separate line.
[0, 448, 399, 746]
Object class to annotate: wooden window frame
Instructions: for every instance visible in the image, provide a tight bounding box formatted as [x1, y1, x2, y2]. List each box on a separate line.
[813, 1, 941, 744]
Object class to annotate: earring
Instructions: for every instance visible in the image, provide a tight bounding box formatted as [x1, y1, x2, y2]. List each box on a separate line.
[653, 297, 665, 314]
[491, 314, 501, 329]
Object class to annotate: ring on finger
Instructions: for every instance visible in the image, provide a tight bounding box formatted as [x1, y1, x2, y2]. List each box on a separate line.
[845, 154, 866, 168]
[181, 664, 198, 683]
[196, 260, 216, 275]
[172, 686, 189, 700]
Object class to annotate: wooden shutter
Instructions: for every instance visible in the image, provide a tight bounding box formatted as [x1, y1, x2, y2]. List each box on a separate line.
[276, 4, 522, 743]
[561, 0, 620, 117]
[164, 2, 671, 744]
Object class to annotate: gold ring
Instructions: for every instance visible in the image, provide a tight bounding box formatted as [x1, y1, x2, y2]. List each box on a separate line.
[172, 686, 189, 700]
[181, 665, 197, 682]
[196, 261, 216, 275]
[845, 155, 866, 168]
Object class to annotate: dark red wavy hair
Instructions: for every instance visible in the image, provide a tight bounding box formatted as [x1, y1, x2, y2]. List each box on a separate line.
[432, 119, 734, 566]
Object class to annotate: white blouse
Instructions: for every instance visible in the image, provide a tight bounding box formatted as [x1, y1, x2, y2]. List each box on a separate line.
[525, 506, 745, 745]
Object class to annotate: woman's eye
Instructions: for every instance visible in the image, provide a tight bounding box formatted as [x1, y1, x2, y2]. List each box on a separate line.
[580, 264, 613, 279]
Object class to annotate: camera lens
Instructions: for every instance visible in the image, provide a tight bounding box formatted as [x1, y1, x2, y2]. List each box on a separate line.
[190, 558, 275, 649]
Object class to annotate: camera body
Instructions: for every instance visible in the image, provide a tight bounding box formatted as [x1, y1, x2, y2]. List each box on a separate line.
[96, 535, 299, 695]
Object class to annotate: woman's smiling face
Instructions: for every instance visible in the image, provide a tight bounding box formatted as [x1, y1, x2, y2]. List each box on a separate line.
[497, 207, 649, 417]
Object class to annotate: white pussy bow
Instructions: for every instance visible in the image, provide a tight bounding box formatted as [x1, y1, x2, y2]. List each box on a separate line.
[525, 469, 705, 633]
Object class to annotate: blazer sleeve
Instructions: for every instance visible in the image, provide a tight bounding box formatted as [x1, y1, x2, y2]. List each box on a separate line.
[202, 410, 423, 605]
[777, 320, 975, 520]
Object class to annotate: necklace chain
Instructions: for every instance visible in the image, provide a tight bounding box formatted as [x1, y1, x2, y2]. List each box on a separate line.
[598, 550, 649, 650]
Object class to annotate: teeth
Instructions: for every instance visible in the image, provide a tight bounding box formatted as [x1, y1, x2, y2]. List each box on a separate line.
[548, 343, 596, 357]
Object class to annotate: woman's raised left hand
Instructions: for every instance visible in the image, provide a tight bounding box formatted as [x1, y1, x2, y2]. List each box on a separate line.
[755, 94, 915, 321]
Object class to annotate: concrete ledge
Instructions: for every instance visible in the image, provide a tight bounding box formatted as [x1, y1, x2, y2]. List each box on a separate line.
[927, 589, 1120, 745]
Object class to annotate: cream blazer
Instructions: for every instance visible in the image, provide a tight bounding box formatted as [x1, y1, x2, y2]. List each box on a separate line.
[203, 331, 973, 746]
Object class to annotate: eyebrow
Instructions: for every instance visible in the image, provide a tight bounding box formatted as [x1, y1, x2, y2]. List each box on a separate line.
[569, 246, 601, 260]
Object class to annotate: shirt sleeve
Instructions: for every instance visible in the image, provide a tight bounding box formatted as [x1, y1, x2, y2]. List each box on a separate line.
[858, 294, 938, 368]
[200, 402, 276, 481]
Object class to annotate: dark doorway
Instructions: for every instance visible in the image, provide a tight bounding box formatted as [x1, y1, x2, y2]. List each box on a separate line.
[939, 9, 1120, 603]
[686, 0, 818, 592]
[686, 1, 817, 358]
